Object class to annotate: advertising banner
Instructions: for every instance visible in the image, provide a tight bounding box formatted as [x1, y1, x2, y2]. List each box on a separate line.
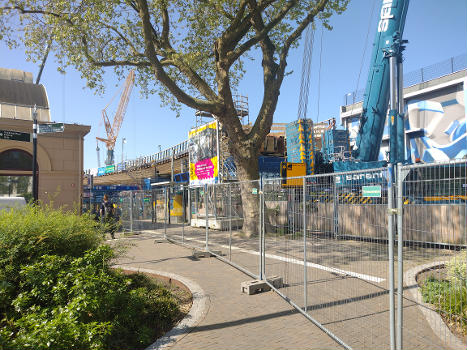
[188, 120, 219, 186]
[97, 167, 106, 176]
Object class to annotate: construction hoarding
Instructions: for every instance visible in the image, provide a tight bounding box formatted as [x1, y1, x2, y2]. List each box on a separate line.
[188, 120, 219, 186]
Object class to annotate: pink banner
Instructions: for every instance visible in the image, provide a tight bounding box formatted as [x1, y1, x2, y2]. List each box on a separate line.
[194, 159, 215, 180]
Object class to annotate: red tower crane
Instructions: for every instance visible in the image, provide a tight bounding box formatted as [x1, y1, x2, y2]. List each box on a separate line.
[96, 70, 135, 166]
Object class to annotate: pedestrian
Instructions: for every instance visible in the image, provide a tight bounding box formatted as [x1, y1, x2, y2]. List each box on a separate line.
[100, 194, 116, 239]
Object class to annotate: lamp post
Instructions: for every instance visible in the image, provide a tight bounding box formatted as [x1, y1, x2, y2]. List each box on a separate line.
[121, 137, 127, 163]
[32, 105, 38, 203]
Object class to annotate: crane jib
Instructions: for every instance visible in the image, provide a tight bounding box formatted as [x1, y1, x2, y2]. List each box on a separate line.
[354, 0, 409, 163]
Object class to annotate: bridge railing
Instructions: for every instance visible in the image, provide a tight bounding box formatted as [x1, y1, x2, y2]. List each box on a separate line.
[343, 53, 467, 106]
[88, 139, 189, 176]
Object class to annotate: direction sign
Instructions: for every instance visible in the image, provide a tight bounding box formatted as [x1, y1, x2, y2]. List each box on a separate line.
[38, 123, 64, 134]
[0, 129, 31, 142]
[105, 165, 115, 174]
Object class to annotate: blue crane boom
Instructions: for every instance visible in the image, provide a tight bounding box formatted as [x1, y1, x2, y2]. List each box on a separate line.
[353, 0, 409, 164]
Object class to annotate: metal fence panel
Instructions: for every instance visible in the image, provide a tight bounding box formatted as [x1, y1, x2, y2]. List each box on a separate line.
[161, 185, 206, 250]
[116, 160, 467, 349]
[205, 180, 261, 279]
[262, 169, 393, 350]
[118, 190, 156, 234]
[399, 160, 467, 350]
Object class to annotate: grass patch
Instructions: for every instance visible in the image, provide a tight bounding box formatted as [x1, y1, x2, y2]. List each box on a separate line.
[421, 275, 467, 337]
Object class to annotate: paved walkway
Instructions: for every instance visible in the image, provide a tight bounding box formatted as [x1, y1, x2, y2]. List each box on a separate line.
[115, 232, 343, 350]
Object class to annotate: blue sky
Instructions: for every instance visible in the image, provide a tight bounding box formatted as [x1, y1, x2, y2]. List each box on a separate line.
[1, 0, 466, 170]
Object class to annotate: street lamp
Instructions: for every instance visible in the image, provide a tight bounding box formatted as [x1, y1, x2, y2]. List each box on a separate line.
[32, 105, 38, 203]
[121, 137, 127, 163]
[7, 176, 11, 197]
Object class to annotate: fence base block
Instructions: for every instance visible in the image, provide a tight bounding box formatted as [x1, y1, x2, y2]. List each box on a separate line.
[241, 276, 283, 295]
[192, 250, 222, 259]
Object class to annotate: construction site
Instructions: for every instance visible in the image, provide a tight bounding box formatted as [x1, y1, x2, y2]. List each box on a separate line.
[1, 0, 466, 349]
[77, 2, 467, 348]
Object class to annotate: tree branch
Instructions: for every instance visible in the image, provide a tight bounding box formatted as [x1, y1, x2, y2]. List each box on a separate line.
[81, 36, 149, 67]
[136, 0, 220, 114]
[2, 6, 64, 19]
[227, 0, 295, 64]
[277, 0, 329, 78]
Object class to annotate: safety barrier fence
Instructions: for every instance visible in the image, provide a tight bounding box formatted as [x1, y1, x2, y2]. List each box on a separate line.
[117, 159, 466, 350]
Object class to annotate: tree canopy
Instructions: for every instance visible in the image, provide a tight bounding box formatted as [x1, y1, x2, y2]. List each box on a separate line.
[1, 0, 347, 153]
[1, 0, 349, 236]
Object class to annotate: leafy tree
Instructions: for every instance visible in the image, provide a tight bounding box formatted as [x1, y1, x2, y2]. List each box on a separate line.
[0, 0, 348, 235]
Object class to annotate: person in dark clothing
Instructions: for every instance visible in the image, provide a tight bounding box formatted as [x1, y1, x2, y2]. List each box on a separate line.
[100, 194, 116, 239]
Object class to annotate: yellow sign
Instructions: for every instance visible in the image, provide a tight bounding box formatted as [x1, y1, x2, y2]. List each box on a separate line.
[188, 121, 219, 186]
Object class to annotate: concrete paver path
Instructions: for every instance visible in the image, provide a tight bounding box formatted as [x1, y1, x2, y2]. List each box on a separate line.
[115, 233, 342, 350]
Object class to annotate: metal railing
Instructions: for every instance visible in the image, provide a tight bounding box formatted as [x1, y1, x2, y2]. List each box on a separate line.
[87, 140, 189, 177]
[343, 53, 467, 106]
[117, 159, 467, 350]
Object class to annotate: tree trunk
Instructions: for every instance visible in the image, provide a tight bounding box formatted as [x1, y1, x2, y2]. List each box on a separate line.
[234, 153, 260, 238]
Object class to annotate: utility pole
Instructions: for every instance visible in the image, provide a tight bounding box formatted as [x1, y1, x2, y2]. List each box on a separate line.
[32, 105, 38, 203]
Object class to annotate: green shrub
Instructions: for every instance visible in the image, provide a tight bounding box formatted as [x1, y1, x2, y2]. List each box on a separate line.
[0, 206, 181, 350]
[0, 205, 103, 317]
[447, 253, 467, 288]
[0, 205, 103, 266]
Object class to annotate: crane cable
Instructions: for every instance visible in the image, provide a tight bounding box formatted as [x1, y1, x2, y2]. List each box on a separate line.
[316, 24, 324, 123]
[350, 0, 378, 121]
[297, 24, 315, 120]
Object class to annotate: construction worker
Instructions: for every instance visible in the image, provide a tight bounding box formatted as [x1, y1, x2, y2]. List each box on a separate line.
[100, 194, 116, 239]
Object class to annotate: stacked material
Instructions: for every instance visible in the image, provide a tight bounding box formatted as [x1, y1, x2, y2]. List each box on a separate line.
[285, 119, 315, 175]
[321, 129, 350, 162]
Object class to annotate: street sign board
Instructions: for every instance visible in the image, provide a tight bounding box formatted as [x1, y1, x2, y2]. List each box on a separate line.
[38, 123, 64, 134]
[105, 165, 115, 174]
[0, 129, 31, 142]
[362, 185, 382, 197]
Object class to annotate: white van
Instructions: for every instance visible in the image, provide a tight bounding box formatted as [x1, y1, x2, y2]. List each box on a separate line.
[0, 197, 27, 210]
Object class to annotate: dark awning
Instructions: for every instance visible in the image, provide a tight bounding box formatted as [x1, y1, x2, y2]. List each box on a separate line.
[0, 79, 49, 108]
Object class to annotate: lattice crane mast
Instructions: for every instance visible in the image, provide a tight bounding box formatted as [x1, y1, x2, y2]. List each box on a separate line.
[96, 70, 135, 166]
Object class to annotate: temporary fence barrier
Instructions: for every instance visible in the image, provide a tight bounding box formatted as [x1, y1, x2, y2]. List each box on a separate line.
[116, 159, 466, 350]
[397, 160, 467, 350]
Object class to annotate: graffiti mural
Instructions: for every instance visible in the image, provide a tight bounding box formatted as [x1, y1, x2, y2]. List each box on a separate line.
[347, 80, 466, 163]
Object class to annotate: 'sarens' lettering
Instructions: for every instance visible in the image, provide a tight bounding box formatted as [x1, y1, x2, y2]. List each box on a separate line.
[335, 171, 384, 185]
[378, 0, 394, 32]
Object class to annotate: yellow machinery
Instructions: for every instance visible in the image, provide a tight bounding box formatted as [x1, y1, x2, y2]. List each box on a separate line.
[280, 162, 306, 187]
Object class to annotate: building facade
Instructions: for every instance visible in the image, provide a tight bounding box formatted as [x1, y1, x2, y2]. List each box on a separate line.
[0, 68, 90, 208]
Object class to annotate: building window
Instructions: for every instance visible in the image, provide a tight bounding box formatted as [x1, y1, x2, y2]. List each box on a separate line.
[0, 149, 33, 171]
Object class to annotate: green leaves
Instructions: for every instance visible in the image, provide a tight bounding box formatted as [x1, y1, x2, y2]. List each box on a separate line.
[0, 206, 181, 350]
[0, 0, 348, 105]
